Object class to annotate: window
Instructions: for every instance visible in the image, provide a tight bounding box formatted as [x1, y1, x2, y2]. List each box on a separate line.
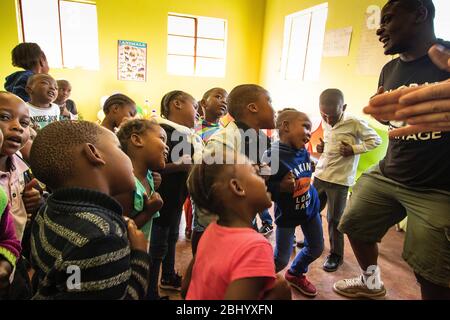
[280, 3, 328, 81]
[167, 13, 227, 77]
[434, 0, 450, 40]
[18, 0, 100, 70]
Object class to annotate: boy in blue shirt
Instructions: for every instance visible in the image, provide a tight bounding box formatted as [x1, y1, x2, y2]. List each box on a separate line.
[263, 108, 323, 297]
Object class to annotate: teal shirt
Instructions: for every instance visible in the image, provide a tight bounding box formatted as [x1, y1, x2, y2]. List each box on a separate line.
[131, 170, 160, 240]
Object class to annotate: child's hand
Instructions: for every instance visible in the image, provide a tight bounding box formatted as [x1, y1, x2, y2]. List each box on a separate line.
[339, 141, 354, 157]
[126, 219, 148, 253]
[152, 172, 162, 190]
[0, 259, 13, 298]
[263, 274, 292, 300]
[316, 138, 325, 153]
[144, 192, 164, 215]
[22, 179, 42, 214]
[280, 172, 295, 193]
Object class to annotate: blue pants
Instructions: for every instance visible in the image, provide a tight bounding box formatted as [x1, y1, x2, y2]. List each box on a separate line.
[148, 211, 182, 299]
[274, 213, 324, 275]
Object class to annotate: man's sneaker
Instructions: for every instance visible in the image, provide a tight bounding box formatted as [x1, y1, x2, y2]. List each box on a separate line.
[258, 223, 273, 237]
[160, 272, 182, 291]
[323, 254, 343, 272]
[333, 275, 386, 299]
[285, 270, 317, 297]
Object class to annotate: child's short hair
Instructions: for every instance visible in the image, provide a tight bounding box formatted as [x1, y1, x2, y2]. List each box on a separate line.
[26, 73, 55, 88]
[103, 93, 135, 114]
[160, 90, 193, 119]
[117, 118, 160, 154]
[12, 43, 45, 70]
[29, 121, 104, 189]
[227, 84, 267, 120]
[319, 89, 344, 105]
[276, 108, 308, 129]
[57, 79, 70, 88]
[201, 87, 224, 101]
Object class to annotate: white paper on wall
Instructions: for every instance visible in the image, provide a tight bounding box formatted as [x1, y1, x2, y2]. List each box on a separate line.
[323, 27, 353, 57]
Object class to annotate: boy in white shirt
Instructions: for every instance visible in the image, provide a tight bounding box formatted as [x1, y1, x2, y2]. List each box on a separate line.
[314, 89, 381, 272]
[25, 74, 60, 129]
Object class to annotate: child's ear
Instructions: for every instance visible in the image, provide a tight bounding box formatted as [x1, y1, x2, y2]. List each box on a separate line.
[112, 104, 120, 113]
[342, 104, 347, 112]
[282, 120, 290, 133]
[229, 178, 245, 197]
[130, 133, 144, 147]
[174, 99, 183, 110]
[25, 85, 32, 95]
[82, 143, 106, 166]
[247, 102, 258, 114]
[199, 99, 207, 110]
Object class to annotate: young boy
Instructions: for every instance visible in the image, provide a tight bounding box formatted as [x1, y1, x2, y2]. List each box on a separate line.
[25, 74, 60, 129]
[4, 43, 49, 102]
[314, 89, 381, 272]
[55, 80, 77, 119]
[263, 109, 323, 297]
[29, 121, 150, 299]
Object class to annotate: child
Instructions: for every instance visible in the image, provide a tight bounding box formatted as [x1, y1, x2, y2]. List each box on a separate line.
[25, 74, 60, 129]
[183, 154, 291, 300]
[116, 119, 168, 242]
[29, 121, 150, 299]
[190, 87, 228, 253]
[263, 108, 324, 297]
[0, 127, 22, 299]
[55, 80, 77, 119]
[314, 89, 381, 272]
[4, 43, 49, 102]
[147, 90, 202, 300]
[101, 93, 137, 133]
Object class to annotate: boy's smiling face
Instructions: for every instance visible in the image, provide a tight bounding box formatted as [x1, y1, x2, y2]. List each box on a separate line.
[27, 74, 58, 105]
[0, 93, 31, 156]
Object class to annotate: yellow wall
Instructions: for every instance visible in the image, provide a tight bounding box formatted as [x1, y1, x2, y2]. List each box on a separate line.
[259, 0, 388, 126]
[0, 0, 266, 121]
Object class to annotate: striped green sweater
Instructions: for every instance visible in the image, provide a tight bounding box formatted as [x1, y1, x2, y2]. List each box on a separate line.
[30, 188, 150, 300]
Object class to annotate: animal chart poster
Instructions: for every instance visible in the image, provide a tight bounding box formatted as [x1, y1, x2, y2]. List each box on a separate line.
[118, 40, 147, 81]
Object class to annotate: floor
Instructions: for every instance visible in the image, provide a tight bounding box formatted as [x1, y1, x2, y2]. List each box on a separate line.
[161, 210, 421, 300]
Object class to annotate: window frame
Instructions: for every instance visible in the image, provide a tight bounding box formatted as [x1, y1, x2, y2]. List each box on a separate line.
[17, 0, 99, 70]
[167, 12, 227, 77]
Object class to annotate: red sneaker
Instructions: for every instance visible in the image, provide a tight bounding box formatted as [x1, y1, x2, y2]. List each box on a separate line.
[285, 271, 317, 297]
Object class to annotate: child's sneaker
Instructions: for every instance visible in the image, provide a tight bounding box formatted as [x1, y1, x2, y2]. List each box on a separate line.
[258, 222, 273, 237]
[160, 272, 182, 291]
[333, 275, 386, 299]
[284, 270, 317, 297]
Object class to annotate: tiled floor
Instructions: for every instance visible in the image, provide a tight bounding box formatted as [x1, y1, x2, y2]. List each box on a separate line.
[161, 211, 421, 300]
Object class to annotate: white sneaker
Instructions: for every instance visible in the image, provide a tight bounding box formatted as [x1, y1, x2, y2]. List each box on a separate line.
[333, 275, 386, 299]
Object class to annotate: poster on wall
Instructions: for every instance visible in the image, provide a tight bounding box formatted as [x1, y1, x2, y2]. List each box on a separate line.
[117, 40, 147, 81]
[323, 27, 353, 57]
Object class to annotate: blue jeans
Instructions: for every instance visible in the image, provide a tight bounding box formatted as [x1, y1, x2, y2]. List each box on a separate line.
[274, 213, 324, 275]
[148, 211, 182, 299]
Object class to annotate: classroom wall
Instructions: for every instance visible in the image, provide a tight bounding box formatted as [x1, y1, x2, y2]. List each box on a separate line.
[259, 0, 388, 125]
[0, 0, 266, 121]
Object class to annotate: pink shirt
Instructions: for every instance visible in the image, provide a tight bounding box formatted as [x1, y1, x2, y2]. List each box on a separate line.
[0, 154, 29, 241]
[186, 222, 276, 300]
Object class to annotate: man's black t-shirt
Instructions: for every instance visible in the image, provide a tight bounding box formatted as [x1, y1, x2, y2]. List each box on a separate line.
[378, 50, 450, 191]
[154, 124, 193, 227]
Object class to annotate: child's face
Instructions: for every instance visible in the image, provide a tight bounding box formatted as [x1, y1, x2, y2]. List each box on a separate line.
[114, 103, 137, 127]
[283, 116, 312, 150]
[56, 83, 71, 103]
[320, 96, 345, 127]
[179, 97, 198, 129]
[256, 91, 275, 129]
[28, 74, 58, 104]
[0, 96, 31, 156]
[203, 89, 228, 120]
[235, 162, 272, 212]
[97, 128, 135, 196]
[142, 126, 169, 170]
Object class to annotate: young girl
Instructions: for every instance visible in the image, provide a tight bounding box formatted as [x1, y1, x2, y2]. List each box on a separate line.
[116, 119, 168, 242]
[183, 154, 291, 300]
[263, 108, 324, 297]
[4, 43, 49, 102]
[148, 90, 203, 299]
[101, 93, 137, 133]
